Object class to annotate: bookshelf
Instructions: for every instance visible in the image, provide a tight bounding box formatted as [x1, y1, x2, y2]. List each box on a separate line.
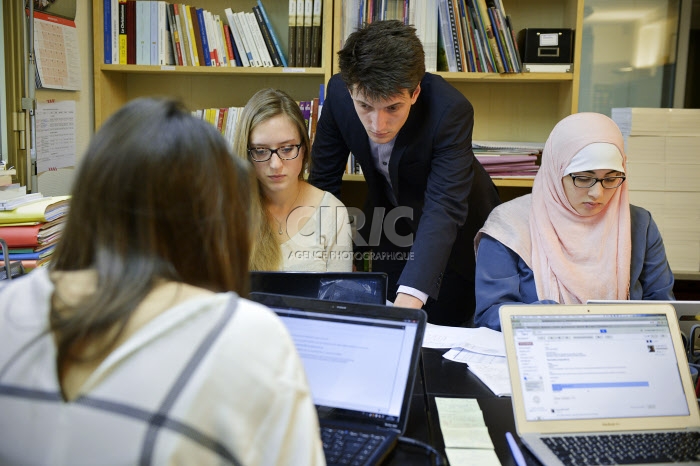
[92, 0, 334, 129]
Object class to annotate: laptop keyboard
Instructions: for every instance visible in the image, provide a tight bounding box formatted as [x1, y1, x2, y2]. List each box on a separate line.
[321, 426, 389, 466]
[542, 432, 700, 465]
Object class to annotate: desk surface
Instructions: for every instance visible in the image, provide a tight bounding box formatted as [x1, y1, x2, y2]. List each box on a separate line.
[386, 347, 542, 466]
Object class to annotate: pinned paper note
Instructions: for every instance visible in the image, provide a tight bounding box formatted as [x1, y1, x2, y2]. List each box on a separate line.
[35, 100, 76, 174]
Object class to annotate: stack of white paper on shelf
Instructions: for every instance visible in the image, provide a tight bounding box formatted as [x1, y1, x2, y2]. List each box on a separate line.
[612, 108, 700, 272]
[473, 140, 544, 178]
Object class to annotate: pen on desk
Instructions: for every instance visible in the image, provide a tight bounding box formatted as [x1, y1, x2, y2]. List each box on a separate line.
[506, 431, 527, 466]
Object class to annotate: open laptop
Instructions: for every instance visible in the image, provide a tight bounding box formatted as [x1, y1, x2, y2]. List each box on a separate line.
[250, 271, 388, 305]
[249, 292, 426, 466]
[500, 303, 700, 466]
[587, 300, 700, 348]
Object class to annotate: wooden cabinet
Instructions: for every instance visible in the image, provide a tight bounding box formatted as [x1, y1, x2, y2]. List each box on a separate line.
[92, 0, 334, 129]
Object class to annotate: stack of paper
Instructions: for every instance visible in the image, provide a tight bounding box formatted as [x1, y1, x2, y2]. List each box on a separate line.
[0, 196, 70, 271]
[0, 167, 29, 203]
[612, 108, 700, 272]
[0, 193, 44, 211]
[434, 397, 501, 466]
[423, 324, 511, 397]
[473, 141, 543, 178]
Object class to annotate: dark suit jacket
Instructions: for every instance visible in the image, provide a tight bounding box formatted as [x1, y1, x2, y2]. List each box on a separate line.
[309, 73, 501, 300]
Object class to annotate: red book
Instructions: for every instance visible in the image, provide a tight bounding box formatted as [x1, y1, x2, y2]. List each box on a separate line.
[223, 24, 236, 65]
[0, 219, 65, 248]
[216, 108, 226, 133]
[0, 259, 44, 271]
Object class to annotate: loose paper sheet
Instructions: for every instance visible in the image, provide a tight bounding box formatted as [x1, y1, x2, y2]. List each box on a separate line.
[435, 398, 501, 466]
[36, 100, 76, 173]
[423, 324, 505, 356]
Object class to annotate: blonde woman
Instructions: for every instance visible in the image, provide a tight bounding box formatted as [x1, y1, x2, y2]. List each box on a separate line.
[235, 88, 353, 272]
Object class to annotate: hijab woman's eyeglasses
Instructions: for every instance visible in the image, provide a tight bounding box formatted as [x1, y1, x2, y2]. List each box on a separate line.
[569, 174, 626, 189]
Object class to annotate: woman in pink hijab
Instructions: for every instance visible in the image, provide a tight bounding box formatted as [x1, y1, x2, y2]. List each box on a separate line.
[473, 112, 674, 331]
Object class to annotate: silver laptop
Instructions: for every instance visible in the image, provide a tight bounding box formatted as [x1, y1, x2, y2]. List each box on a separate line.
[249, 292, 426, 466]
[500, 303, 700, 466]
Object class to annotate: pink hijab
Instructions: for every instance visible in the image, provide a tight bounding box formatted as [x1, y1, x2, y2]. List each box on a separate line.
[476, 112, 631, 303]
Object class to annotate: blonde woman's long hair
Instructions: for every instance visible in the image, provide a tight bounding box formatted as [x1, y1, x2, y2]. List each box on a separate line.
[233, 88, 311, 271]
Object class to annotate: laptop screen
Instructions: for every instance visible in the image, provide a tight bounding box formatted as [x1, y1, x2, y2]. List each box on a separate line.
[510, 313, 690, 422]
[249, 292, 426, 432]
[250, 271, 388, 305]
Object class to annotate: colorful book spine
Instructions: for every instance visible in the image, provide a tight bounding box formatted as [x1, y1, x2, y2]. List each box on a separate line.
[246, 11, 273, 67]
[310, 0, 322, 67]
[185, 5, 201, 66]
[225, 8, 251, 67]
[118, 0, 127, 64]
[288, 0, 296, 66]
[202, 10, 218, 66]
[111, 0, 119, 64]
[474, 0, 505, 72]
[302, 0, 313, 66]
[135, 0, 149, 65]
[103, 0, 112, 63]
[236, 11, 262, 67]
[295, 0, 304, 67]
[253, 5, 282, 67]
[126, 0, 137, 65]
[223, 24, 239, 66]
[175, 4, 192, 65]
[258, 0, 288, 67]
[150, 1, 159, 65]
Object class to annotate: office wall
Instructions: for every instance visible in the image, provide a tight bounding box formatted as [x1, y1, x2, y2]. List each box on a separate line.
[34, 1, 93, 196]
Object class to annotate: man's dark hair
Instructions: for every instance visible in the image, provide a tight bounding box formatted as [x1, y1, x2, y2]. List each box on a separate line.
[338, 20, 426, 101]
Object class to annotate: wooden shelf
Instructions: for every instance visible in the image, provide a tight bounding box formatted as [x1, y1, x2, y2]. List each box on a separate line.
[673, 271, 700, 281]
[92, 0, 335, 128]
[342, 173, 534, 188]
[437, 72, 574, 83]
[492, 178, 534, 188]
[341, 174, 366, 182]
[98, 64, 328, 77]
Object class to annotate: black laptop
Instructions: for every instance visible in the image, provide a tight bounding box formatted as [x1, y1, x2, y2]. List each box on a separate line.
[249, 292, 426, 466]
[250, 271, 388, 305]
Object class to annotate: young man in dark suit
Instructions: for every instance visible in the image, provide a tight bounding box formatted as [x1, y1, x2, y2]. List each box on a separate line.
[308, 20, 500, 326]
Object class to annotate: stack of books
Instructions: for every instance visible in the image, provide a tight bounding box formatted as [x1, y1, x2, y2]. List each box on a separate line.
[0, 196, 70, 271]
[0, 166, 28, 203]
[473, 141, 543, 178]
[612, 107, 700, 273]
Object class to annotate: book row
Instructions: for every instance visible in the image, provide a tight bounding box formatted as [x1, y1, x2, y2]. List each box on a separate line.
[192, 98, 323, 151]
[340, 0, 521, 73]
[438, 0, 521, 73]
[102, 0, 323, 68]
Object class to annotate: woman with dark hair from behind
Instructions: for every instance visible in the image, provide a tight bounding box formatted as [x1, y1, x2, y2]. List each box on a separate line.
[0, 98, 325, 465]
